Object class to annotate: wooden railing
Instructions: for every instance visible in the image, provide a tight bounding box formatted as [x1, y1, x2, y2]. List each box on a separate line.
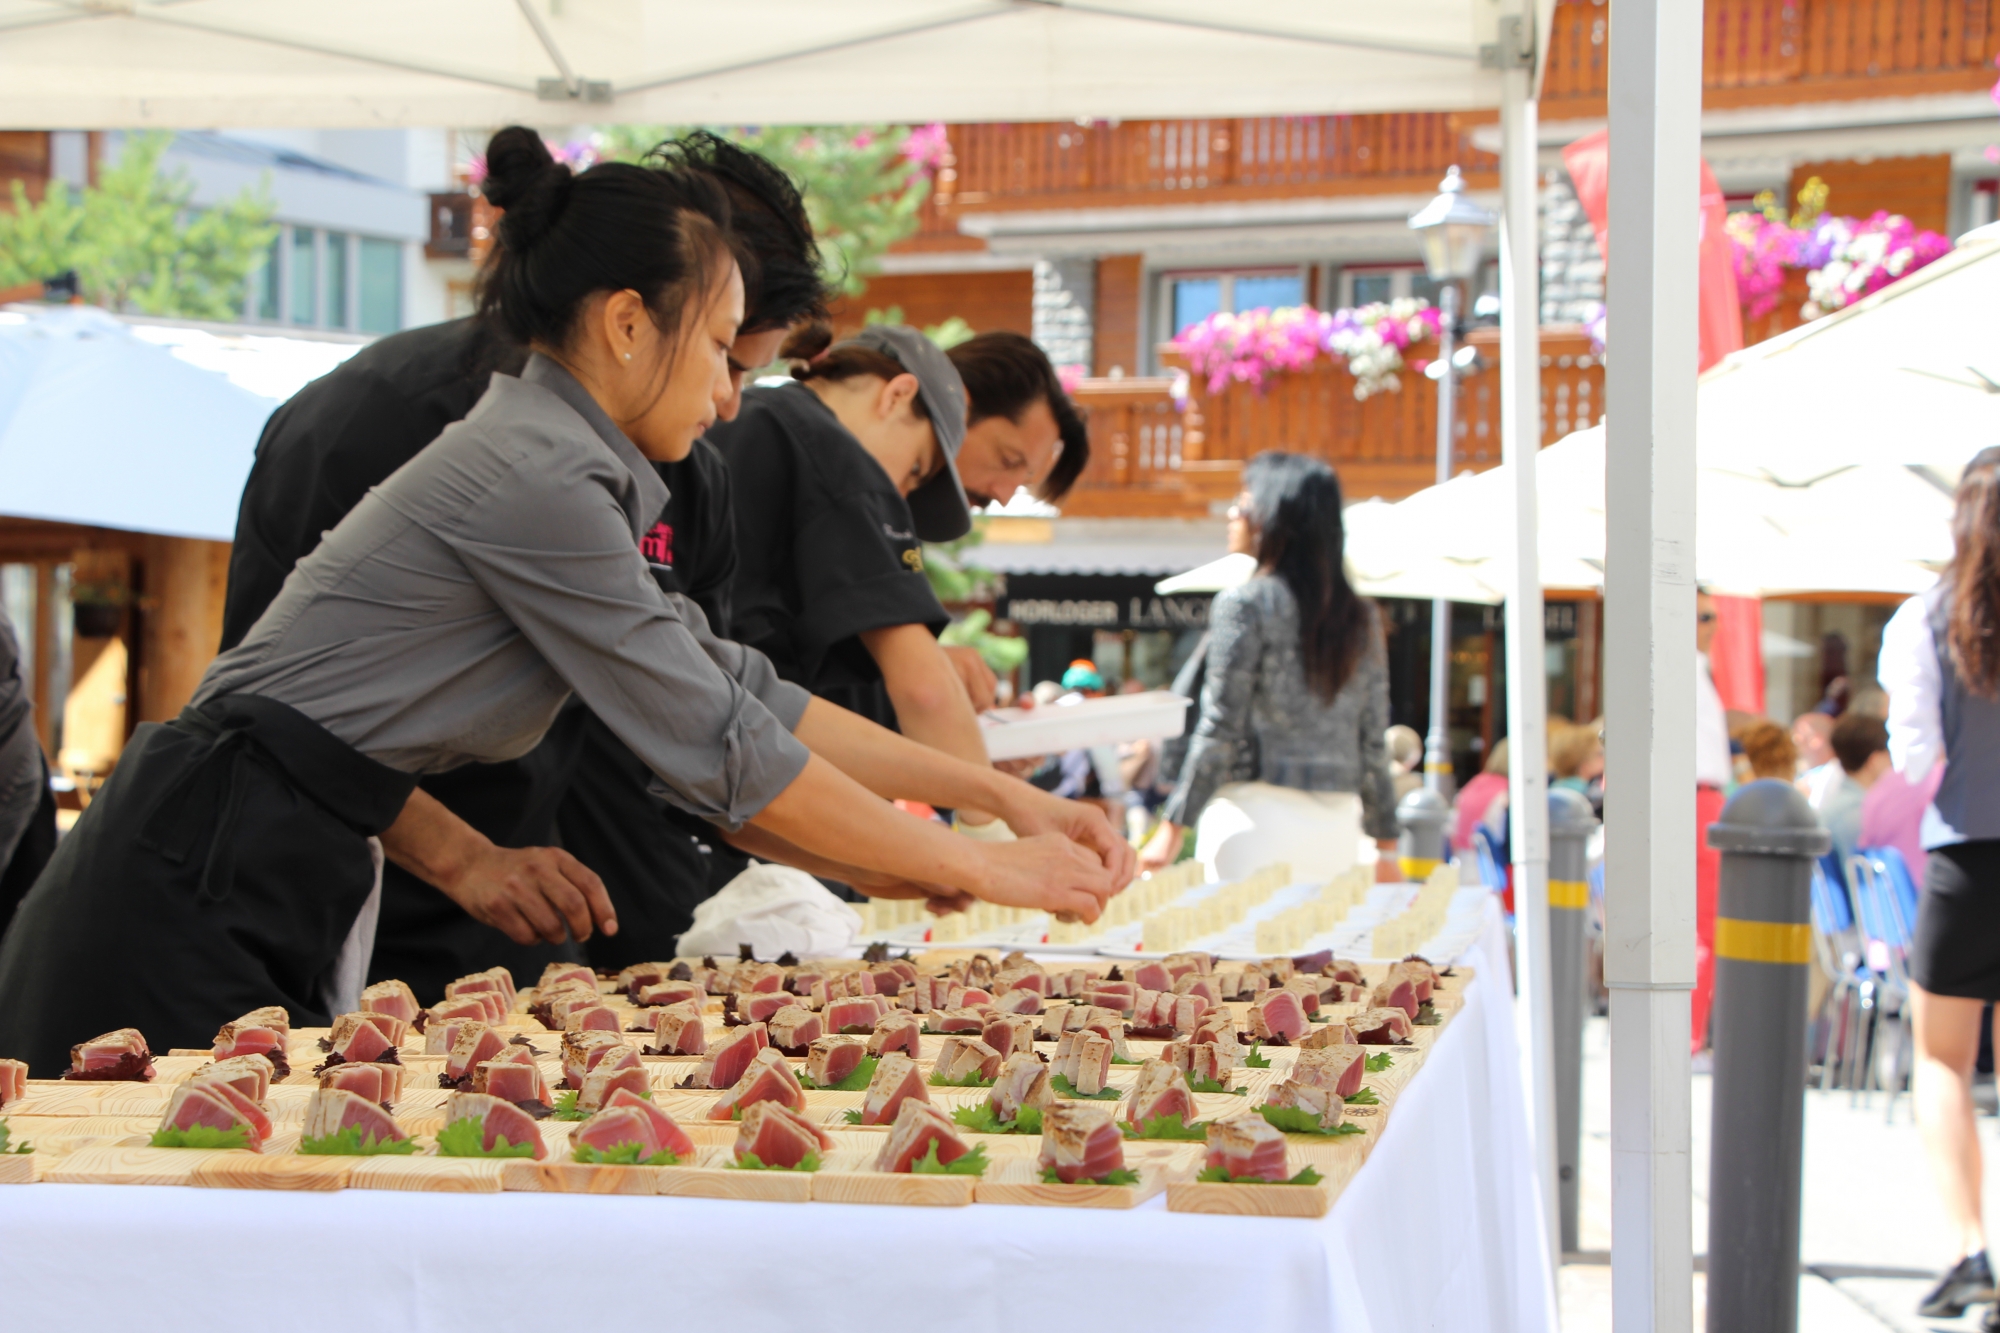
[1060, 328, 1605, 516]
[918, 115, 1496, 237]
[1542, 0, 2000, 115]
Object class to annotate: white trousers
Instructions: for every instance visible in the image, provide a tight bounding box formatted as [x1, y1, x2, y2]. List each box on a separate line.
[1193, 782, 1361, 884]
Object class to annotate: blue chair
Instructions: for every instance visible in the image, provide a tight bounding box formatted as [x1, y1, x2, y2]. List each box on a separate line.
[1472, 825, 1507, 896]
[1810, 857, 1870, 1094]
[1849, 847, 1920, 1121]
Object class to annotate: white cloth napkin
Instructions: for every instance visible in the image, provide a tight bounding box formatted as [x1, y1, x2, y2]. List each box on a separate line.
[675, 861, 863, 961]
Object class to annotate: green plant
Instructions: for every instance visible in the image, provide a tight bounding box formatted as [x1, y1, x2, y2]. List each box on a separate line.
[0, 132, 277, 320]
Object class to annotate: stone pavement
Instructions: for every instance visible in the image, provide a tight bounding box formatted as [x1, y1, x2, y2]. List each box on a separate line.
[1561, 1016, 2000, 1332]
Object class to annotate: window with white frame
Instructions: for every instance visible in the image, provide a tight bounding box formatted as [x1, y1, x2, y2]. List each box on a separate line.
[247, 226, 402, 334]
[1159, 266, 1308, 342]
[1336, 261, 1498, 311]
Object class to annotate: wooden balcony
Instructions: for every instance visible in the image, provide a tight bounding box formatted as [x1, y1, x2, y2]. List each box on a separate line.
[1059, 328, 1604, 517]
[1542, 0, 2000, 118]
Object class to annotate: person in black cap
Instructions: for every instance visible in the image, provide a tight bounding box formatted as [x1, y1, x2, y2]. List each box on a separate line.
[713, 322, 1008, 835]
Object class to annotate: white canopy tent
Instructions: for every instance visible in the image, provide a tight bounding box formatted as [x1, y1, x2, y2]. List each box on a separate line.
[0, 3, 1743, 1321]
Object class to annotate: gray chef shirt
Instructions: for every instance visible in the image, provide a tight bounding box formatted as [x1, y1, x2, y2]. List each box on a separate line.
[198, 354, 812, 829]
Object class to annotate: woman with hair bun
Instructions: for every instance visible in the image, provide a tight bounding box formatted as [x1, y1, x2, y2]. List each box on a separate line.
[1140, 452, 1400, 884]
[0, 127, 1130, 1075]
[1881, 445, 2000, 1321]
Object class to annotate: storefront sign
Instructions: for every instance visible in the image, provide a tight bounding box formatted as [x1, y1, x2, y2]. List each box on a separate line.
[997, 573, 1214, 631]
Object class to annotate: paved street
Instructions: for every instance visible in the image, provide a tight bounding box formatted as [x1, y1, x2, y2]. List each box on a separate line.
[1560, 1017, 2000, 1331]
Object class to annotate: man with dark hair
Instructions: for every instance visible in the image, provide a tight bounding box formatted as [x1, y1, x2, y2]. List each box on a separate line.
[217, 135, 834, 994]
[1822, 711, 1886, 867]
[947, 331, 1092, 508]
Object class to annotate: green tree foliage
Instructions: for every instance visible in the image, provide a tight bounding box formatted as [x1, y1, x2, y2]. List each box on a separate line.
[591, 124, 932, 296]
[0, 132, 278, 320]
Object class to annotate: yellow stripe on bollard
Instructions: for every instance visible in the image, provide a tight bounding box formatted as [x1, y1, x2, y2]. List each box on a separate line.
[1715, 917, 1812, 965]
[1399, 857, 1440, 881]
[1549, 879, 1589, 910]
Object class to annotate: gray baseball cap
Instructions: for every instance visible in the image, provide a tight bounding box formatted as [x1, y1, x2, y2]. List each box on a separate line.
[848, 323, 971, 542]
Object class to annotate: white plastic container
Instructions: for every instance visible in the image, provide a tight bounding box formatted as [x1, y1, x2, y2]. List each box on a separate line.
[977, 690, 1191, 762]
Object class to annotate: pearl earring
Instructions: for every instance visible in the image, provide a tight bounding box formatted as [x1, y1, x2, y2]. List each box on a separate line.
[623, 352, 632, 362]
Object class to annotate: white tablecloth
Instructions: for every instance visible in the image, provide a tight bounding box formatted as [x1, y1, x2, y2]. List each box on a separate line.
[0, 904, 1552, 1332]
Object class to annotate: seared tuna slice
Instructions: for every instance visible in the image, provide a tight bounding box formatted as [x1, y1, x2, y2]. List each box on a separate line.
[325, 1012, 402, 1067]
[211, 1007, 291, 1072]
[1053, 1032, 1113, 1095]
[441, 1091, 546, 1159]
[474, 1059, 550, 1108]
[561, 1003, 623, 1034]
[1249, 989, 1308, 1045]
[423, 1016, 485, 1056]
[302, 1087, 406, 1146]
[732, 991, 797, 1026]
[1292, 1045, 1368, 1098]
[67, 1028, 155, 1082]
[441, 1023, 508, 1089]
[645, 1000, 708, 1057]
[933, 1036, 1003, 1084]
[926, 1008, 985, 1034]
[987, 1052, 1053, 1123]
[635, 980, 704, 1008]
[995, 966, 1047, 997]
[1300, 1020, 1357, 1050]
[1132, 962, 1173, 993]
[319, 1061, 405, 1108]
[866, 1012, 922, 1059]
[194, 1054, 274, 1103]
[1205, 1110, 1290, 1181]
[981, 1015, 1036, 1060]
[875, 1099, 971, 1173]
[1349, 1008, 1414, 1045]
[158, 1082, 265, 1150]
[868, 967, 906, 997]
[561, 1030, 633, 1089]
[537, 963, 597, 992]
[358, 980, 420, 1025]
[1038, 1103, 1127, 1183]
[1282, 977, 1323, 1016]
[578, 1052, 650, 1113]
[1187, 1043, 1233, 1090]
[1370, 976, 1420, 1019]
[608, 1086, 694, 1158]
[189, 1074, 273, 1143]
[993, 988, 1042, 1016]
[860, 1051, 929, 1127]
[689, 1022, 769, 1090]
[570, 1105, 668, 1160]
[767, 1005, 823, 1055]
[1123, 1058, 1195, 1129]
[1265, 1078, 1345, 1131]
[804, 1036, 866, 1088]
[0, 1058, 25, 1107]
[445, 967, 516, 1007]
[420, 997, 491, 1034]
[826, 996, 887, 1033]
[1172, 975, 1222, 1007]
[1259, 958, 1297, 985]
[733, 1100, 830, 1169]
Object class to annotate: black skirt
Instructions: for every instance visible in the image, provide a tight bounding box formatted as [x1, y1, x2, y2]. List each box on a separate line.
[0, 695, 415, 1074]
[1911, 839, 2000, 1000]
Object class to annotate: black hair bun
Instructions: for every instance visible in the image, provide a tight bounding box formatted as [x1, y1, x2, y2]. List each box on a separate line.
[483, 126, 573, 249]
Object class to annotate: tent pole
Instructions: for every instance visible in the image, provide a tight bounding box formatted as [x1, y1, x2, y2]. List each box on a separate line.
[1605, 0, 1701, 1329]
[1499, 43, 1560, 1288]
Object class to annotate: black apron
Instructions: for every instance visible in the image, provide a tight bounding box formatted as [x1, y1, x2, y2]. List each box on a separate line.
[0, 695, 416, 1074]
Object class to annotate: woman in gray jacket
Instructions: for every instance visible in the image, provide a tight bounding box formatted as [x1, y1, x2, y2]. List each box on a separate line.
[1141, 452, 1400, 882]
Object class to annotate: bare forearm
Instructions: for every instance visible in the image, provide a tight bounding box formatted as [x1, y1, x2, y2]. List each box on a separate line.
[378, 787, 489, 890]
[792, 697, 1013, 820]
[722, 822, 888, 886]
[748, 753, 985, 890]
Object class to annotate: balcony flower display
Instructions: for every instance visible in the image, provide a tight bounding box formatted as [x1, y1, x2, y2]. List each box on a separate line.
[1724, 176, 1951, 324]
[1170, 300, 1443, 401]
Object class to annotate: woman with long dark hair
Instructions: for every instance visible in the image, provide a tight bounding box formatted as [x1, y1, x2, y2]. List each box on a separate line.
[1140, 452, 1400, 882]
[1883, 444, 2000, 1321]
[0, 127, 1127, 1075]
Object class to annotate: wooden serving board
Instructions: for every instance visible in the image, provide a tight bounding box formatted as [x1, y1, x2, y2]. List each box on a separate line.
[0, 1152, 35, 1183]
[1166, 1176, 1335, 1219]
[191, 1152, 352, 1191]
[500, 1159, 665, 1195]
[44, 1142, 231, 1186]
[809, 1148, 975, 1206]
[346, 1154, 504, 1192]
[974, 1143, 1196, 1208]
[650, 1146, 813, 1202]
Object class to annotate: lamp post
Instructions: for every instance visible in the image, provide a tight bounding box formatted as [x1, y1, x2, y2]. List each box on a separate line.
[1408, 165, 1495, 796]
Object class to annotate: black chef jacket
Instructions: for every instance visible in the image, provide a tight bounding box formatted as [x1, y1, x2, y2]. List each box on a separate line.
[220, 316, 740, 995]
[709, 382, 950, 730]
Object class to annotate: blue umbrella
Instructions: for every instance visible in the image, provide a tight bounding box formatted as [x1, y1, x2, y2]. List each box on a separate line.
[0, 307, 278, 542]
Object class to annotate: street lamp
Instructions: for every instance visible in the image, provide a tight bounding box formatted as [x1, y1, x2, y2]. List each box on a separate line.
[1408, 164, 1495, 797]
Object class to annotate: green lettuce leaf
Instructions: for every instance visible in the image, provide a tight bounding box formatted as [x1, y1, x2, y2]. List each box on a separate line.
[927, 1068, 995, 1088]
[1414, 1002, 1440, 1026]
[436, 1116, 538, 1158]
[949, 1102, 1043, 1135]
[1184, 1074, 1247, 1096]
[1040, 1165, 1141, 1185]
[1365, 1052, 1395, 1073]
[1050, 1074, 1121, 1101]
[1196, 1163, 1324, 1186]
[1344, 1087, 1381, 1105]
[149, 1123, 248, 1150]
[1121, 1113, 1209, 1141]
[1256, 1104, 1365, 1137]
[729, 1150, 821, 1172]
[550, 1090, 587, 1121]
[297, 1125, 416, 1156]
[841, 1109, 866, 1125]
[798, 1055, 877, 1093]
[910, 1141, 989, 1176]
[1244, 1044, 1271, 1069]
[1109, 1054, 1141, 1065]
[572, 1141, 680, 1166]
[0, 1119, 29, 1155]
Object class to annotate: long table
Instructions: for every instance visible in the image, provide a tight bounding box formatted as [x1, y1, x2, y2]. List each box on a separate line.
[0, 905, 1553, 1332]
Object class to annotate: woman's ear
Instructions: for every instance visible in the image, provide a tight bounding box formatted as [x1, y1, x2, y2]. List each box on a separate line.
[601, 289, 648, 365]
[875, 371, 922, 421]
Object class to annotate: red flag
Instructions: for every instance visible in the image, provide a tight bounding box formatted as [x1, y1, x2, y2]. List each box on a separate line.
[1560, 131, 1744, 372]
[1707, 595, 1766, 715]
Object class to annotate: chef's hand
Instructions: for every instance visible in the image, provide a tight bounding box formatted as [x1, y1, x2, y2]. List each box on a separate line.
[971, 833, 1118, 923]
[941, 644, 999, 713]
[443, 845, 619, 946]
[1139, 819, 1184, 872]
[992, 785, 1137, 891]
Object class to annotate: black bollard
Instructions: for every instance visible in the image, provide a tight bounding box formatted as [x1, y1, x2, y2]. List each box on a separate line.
[1704, 780, 1830, 1333]
[1396, 787, 1450, 882]
[1548, 786, 1598, 1255]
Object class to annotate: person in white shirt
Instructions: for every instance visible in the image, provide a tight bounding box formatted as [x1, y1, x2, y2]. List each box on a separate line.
[1878, 445, 2000, 1323]
[1794, 712, 1843, 809]
[1691, 589, 1732, 1054]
